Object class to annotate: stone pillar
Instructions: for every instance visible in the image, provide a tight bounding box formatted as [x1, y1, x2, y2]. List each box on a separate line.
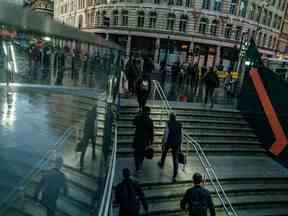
[154, 37, 160, 65]
[126, 35, 132, 57]
[215, 46, 221, 67]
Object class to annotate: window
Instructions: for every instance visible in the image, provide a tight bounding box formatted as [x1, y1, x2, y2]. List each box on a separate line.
[224, 24, 233, 39]
[202, 0, 210, 9]
[137, 11, 145, 28]
[210, 19, 218, 36]
[249, 4, 256, 20]
[214, 0, 222, 11]
[262, 9, 267, 25]
[268, 35, 273, 48]
[179, 14, 188, 32]
[235, 26, 242, 41]
[176, 0, 183, 6]
[154, 0, 160, 4]
[122, 10, 128, 26]
[199, 17, 209, 34]
[267, 11, 272, 27]
[149, 11, 157, 28]
[240, 0, 248, 17]
[168, 0, 174, 5]
[96, 11, 100, 26]
[113, 10, 119, 26]
[262, 34, 267, 47]
[185, 0, 192, 8]
[256, 7, 262, 23]
[166, 13, 175, 30]
[78, 15, 83, 28]
[229, 0, 237, 15]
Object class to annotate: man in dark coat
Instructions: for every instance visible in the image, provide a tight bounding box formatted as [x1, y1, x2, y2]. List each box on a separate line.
[158, 113, 182, 182]
[135, 76, 151, 110]
[180, 173, 215, 216]
[133, 106, 154, 173]
[79, 106, 97, 170]
[142, 56, 154, 78]
[203, 67, 219, 109]
[35, 159, 68, 216]
[115, 168, 148, 216]
[125, 57, 139, 95]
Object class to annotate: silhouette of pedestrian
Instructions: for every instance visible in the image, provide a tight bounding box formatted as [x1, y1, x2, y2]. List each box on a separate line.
[180, 172, 215, 216]
[34, 159, 68, 216]
[115, 168, 148, 216]
[135, 76, 151, 110]
[158, 113, 182, 182]
[133, 106, 154, 174]
[203, 67, 219, 108]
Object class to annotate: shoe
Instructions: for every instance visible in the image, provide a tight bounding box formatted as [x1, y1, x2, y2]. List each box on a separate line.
[158, 161, 164, 169]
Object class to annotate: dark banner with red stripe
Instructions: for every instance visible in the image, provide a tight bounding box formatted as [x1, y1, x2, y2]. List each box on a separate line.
[238, 67, 288, 167]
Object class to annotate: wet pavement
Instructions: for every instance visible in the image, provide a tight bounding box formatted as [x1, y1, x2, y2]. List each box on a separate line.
[0, 85, 97, 203]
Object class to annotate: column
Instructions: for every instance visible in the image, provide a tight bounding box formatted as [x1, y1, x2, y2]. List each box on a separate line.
[126, 35, 132, 57]
[154, 37, 160, 65]
[215, 46, 221, 67]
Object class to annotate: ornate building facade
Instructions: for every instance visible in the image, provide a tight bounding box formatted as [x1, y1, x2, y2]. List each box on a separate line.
[54, 0, 288, 68]
[30, 0, 54, 16]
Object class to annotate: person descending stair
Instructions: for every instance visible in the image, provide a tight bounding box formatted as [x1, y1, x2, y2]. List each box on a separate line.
[133, 106, 154, 175]
[180, 173, 215, 216]
[158, 113, 183, 182]
[115, 168, 149, 216]
[34, 158, 68, 216]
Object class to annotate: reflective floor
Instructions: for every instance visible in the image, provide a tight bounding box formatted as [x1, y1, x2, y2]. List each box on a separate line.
[0, 85, 96, 202]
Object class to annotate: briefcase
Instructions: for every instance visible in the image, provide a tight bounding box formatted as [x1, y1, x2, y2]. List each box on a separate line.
[178, 152, 187, 165]
[145, 148, 154, 159]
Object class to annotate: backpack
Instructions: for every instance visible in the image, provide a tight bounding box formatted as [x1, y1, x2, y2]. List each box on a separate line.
[188, 190, 207, 216]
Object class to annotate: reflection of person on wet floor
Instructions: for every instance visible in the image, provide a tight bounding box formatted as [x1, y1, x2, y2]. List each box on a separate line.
[204, 67, 219, 109]
[80, 106, 97, 171]
[158, 113, 182, 182]
[136, 76, 151, 110]
[133, 106, 154, 173]
[115, 168, 148, 216]
[34, 159, 68, 216]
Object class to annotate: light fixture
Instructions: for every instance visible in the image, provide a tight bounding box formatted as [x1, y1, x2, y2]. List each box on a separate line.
[43, 36, 52, 42]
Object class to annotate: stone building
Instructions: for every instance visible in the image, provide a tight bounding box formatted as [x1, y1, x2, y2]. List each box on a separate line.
[54, 0, 288, 68]
[29, 0, 54, 17]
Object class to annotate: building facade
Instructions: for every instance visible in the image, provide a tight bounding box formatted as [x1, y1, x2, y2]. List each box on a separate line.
[55, 0, 288, 69]
[29, 0, 54, 16]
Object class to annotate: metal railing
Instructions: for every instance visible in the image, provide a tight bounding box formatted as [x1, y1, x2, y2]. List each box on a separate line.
[0, 127, 74, 215]
[152, 80, 238, 216]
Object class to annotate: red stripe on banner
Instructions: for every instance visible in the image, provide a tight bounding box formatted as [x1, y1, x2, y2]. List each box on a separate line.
[249, 68, 288, 155]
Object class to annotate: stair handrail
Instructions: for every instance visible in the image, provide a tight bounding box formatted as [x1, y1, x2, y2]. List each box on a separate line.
[151, 80, 238, 216]
[0, 127, 74, 215]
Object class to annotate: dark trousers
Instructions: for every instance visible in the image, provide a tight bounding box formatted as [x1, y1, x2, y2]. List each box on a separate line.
[47, 207, 55, 216]
[119, 208, 139, 216]
[204, 86, 215, 107]
[137, 92, 149, 110]
[80, 136, 96, 168]
[160, 144, 179, 178]
[134, 151, 145, 171]
[128, 79, 135, 94]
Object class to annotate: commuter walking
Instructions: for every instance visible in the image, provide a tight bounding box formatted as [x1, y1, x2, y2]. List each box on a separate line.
[125, 57, 139, 95]
[180, 173, 216, 216]
[158, 113, 182, 182]
[34, 159, 68, 216]
[160, 60, 167, 87]
[76, 106, 97, 171]
[142, 55, 154, 78]
[203, 67, 219, 109]
[135, 76, 151, 110]
[133, 106, 154, 174]
[115, 168, 148, 216]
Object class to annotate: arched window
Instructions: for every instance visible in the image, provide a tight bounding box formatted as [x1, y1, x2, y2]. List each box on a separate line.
[214, 0, 222, 11]
[202, 0, 210, 9]
[229, 0, 237, 15]
[235, 26, 242, 41]
[199, 17, 209, 34]
[210, 19, 218, 36]
[179, 14, 188, 32]
[168, 0, 174, 5]
[78, 14, 83, 28]
[113, 10, 119, 26]
[121, 10, 128, 26]
[224, 24, 233, 39]
[166, 13, 176, 31]
[149, 11, 157, 28]
[137, 11, 145, 28]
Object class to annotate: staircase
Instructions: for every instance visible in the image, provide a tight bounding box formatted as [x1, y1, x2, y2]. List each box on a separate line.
[114, 98, 288, 216]
[1, 93, 106, 216]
